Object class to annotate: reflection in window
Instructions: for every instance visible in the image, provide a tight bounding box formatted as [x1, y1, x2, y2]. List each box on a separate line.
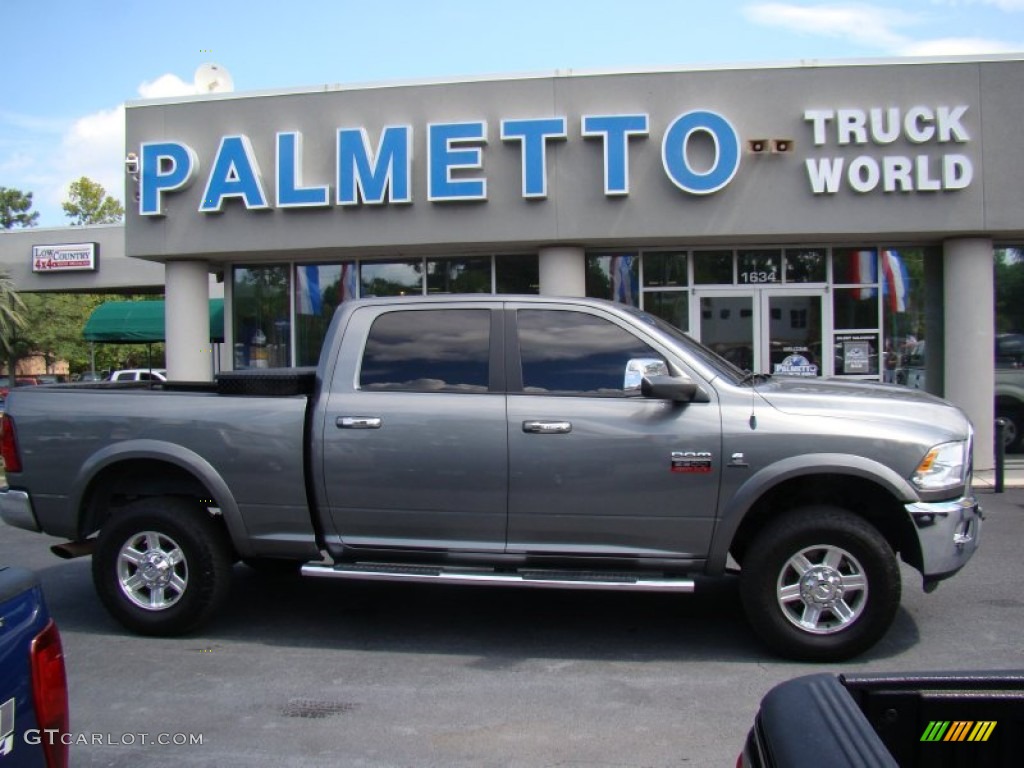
[738, 250, 781, 284]
[360, 309, 490, 392]
[833, 248, 878, 286]
[517, 309, 662, 395]
[427, 257, 492, 294]
[881, 247, 930, 384]
[495, 254, 539, 294]
[643, 251, 688, 287]
[693, 250, 734, 284]
[585, 254, 639, 306]
[360, 260, 423, 297]
[785, 248, 826, 283]
[233, 265, 291, 369]
[295, 263, 357, 366]
[833, 288, 879, 329]
[643, 292, 689, 332]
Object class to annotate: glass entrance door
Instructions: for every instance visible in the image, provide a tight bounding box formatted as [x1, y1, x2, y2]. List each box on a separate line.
[696, 289, 827, 377]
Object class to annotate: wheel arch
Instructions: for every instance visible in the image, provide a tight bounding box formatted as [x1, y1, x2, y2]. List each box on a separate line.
[71, 440, 251, 558]
[710, 455, 921, 574]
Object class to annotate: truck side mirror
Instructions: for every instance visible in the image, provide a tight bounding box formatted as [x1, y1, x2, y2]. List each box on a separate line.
[641, 374, 710, 403]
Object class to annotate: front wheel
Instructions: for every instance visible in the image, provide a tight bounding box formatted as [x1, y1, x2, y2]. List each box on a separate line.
[92, 497, 233, 635]
[739, 506, 900, 661]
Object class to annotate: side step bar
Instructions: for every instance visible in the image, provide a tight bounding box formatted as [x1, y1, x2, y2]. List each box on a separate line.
[301, 562, 695, 593]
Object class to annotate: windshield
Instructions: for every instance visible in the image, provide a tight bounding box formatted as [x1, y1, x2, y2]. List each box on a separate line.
[620, 306, 750, 384]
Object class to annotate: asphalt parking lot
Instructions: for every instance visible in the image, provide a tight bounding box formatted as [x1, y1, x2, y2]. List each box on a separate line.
[2, 488, 1022, 767]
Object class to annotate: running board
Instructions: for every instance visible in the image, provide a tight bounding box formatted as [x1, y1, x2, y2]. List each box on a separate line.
[300, 562, 695, 592]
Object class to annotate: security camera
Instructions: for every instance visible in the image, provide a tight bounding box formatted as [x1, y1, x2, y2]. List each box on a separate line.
[125, 152, 140, 176]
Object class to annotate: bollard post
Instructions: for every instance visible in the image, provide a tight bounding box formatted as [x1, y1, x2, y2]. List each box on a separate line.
[994, 418, 1008, 494]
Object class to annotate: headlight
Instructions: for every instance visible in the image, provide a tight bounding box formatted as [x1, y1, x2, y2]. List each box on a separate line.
[912, 441, 968, 491]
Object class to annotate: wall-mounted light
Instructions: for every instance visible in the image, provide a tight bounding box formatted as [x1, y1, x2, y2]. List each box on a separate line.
[125, 152, 140, 180]
[747, 139, 768, 154]
[771, 139, 795, 154]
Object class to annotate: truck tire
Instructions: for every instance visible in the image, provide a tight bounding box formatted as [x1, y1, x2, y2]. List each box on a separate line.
[739, 506, 900, 662]
[91, 497, 233, 636]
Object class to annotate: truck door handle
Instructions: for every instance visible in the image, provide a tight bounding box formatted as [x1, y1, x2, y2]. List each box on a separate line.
[522, 420, 572, 434]
[337, 416, 382, 429]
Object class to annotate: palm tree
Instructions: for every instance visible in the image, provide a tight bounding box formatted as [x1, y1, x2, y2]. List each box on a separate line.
[0, 268, 26, 362]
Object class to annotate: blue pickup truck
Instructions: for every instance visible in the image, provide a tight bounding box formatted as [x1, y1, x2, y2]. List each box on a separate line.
[0, 566, 68, 768]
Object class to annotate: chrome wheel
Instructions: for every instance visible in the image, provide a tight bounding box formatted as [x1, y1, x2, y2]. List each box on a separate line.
[776, 544, 868, 635]
[116, 531, 188, 611]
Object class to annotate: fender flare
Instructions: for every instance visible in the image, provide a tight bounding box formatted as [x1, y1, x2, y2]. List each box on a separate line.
[69, 439, 253, 558]
[706, 453, 919, 574]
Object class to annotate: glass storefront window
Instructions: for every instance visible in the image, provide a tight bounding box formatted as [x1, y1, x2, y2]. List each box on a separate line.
[642, 251, 688, 287]
[835, 333, 880, 376]
[295, 263, 357, 366]
[737, 250, 781, 285]
[495, 254, 539, 294]
[426, 256, 492, 294]
[833, 248, 878, 286]
[585, 253, 639, 306]
[833, 287, 879, 330]
[233, 265, 291, 369]
[643, 292, 689, 332]
[360, 260, 423, 297]
[693, 250, 733, 284]
[879, 247, 930, 385]
[785, 248, 827, 283]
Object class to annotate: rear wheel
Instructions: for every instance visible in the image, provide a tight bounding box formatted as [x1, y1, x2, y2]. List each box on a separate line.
[92, 496, 233, 635]
[739, 506, 900, 661]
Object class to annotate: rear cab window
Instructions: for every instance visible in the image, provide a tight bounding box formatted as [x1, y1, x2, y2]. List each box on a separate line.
[359, 309, 493, 393]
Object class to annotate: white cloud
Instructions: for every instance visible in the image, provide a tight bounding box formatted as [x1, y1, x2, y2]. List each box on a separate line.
[743, 3, 915, 49]
[10, 72, 205, 224]
[744, 2, 1023, 56]
[137, 74, 196, 100]
[53, 105, 127, 211]
[903, 36, 1023, 54]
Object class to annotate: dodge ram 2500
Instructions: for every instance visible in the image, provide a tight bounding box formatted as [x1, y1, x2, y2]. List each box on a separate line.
[0, 296, 982, 661]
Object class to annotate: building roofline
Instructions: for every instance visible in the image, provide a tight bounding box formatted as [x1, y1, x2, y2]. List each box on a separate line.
[125, 52, 1024, 109]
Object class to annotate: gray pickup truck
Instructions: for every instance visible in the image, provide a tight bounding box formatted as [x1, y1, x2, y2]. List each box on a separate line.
[0, 296, 981, 661]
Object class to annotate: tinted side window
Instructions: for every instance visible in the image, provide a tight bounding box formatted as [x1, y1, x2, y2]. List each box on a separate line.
[517, 309, 664, 395]
[360, 309, 490, 393]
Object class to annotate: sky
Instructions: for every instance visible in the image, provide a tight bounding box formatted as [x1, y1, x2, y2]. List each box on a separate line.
[2, 0, 1022, 228]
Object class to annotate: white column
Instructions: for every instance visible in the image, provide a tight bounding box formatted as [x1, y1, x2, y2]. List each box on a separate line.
[165, 260, 212, 381]
[943, 238, 994, 470]
[538, 246, 586, 296]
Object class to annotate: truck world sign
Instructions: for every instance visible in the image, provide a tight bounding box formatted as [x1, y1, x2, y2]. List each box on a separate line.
[136, 103, 973, 216]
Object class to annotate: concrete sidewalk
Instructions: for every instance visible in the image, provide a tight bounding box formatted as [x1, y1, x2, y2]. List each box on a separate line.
[974, 457, 1024, 490]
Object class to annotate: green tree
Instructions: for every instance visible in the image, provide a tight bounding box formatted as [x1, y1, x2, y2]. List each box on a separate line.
[62, 177, 124, 225]
[0, 269, 27, 379]
[0, 187, 40, 229]
[17, 294, 163, 375]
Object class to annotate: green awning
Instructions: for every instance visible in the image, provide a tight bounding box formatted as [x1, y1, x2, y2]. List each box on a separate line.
[83, 299, 224, 343]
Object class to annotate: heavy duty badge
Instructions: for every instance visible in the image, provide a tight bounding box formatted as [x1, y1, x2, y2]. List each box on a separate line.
[671, 451, 713, 473]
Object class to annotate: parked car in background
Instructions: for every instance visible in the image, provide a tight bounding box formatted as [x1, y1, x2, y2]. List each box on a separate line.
[71, 372, 106, 383]
[107, 368, 167, 383]
[894, 335, 1024, 452]
[0, 565, 69, 768]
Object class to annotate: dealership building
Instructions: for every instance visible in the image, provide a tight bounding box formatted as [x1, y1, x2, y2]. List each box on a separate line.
[2, 55, 1022, 467]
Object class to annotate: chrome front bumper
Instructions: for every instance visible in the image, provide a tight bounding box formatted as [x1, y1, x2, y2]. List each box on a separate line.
[0, 488, 40, 532]
[906, 495, 982, 581]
